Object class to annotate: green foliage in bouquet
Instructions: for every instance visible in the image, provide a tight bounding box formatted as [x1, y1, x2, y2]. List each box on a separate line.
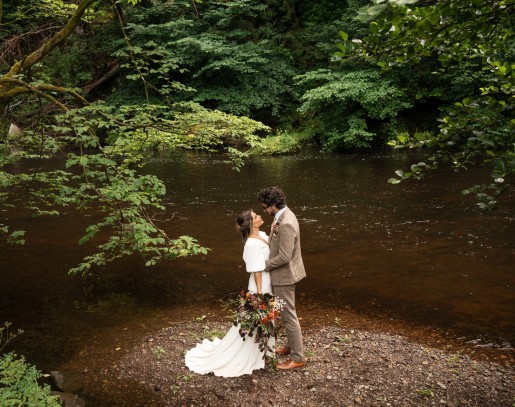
[227, 290, 284, 358]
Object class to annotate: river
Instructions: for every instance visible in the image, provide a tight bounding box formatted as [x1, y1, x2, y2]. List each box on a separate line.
[0, 150, 513, 374]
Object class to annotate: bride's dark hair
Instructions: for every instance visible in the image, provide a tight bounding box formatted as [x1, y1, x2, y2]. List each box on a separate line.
[236, 210, 253, 244]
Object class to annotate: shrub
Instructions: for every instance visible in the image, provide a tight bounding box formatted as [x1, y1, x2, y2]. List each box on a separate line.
[0, 352, 61, 406]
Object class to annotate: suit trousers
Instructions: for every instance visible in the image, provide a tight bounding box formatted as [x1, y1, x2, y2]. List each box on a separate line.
[273, 284, 304, 362]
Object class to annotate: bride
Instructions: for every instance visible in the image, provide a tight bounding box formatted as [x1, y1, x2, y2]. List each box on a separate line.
[185, 210, 275, 377]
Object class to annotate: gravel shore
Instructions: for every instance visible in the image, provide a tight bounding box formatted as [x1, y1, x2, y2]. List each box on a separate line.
[86, 321, 514, 406]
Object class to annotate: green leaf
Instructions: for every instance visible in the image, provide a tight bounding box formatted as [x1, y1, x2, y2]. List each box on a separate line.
[369, 22, 379, 34]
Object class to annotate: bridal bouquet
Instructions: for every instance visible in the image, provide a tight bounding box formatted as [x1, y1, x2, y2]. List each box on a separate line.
[228, 290, 285, 355]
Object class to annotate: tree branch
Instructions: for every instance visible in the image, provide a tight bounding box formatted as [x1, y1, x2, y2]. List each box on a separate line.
[0, 77, 89, 108]
[83, 63, 120, 95]
[6, 0, 98, 78]
[0, 78, 69, 110]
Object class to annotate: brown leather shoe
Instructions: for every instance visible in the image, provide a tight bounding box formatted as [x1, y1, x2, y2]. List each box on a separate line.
[276, 360, 305, 370]
[274, 346, 291, 356]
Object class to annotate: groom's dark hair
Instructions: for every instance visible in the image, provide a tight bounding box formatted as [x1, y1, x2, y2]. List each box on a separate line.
[257, 187, 286, 209]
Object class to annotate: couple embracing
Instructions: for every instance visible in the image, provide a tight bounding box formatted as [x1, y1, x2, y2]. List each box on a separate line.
[185, 187, 306, 377]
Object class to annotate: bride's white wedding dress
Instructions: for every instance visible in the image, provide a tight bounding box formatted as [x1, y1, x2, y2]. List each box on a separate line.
[185, 231, 274, 377]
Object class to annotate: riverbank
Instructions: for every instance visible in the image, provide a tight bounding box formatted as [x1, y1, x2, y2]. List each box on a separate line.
[69, 308, 514, 406]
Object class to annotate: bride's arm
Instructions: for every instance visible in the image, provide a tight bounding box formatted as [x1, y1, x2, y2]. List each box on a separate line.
[253, 272, 263, 294]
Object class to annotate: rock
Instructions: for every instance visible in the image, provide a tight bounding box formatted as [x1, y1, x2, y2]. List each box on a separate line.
[8, 123, 22, 136]
[50, 371, 83, 393]
[50, 391, 86, 407]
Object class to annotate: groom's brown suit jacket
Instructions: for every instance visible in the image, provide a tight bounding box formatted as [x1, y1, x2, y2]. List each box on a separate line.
[265, 207, 306, 286]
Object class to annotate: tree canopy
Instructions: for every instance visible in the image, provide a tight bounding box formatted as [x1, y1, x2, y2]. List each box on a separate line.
[337, 0, 514, 209]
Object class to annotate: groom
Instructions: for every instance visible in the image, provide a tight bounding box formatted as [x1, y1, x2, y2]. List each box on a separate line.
[257, 187, 306, 370]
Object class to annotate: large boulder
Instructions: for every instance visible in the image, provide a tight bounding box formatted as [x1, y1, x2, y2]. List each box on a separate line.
[50, 371, 83, 393]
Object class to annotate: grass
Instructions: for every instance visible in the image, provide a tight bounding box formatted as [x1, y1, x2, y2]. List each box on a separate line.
[415, 388, 433, 398]
[446, 350, 463, 366]
[194, 315, 207, 323]
[338, 334, 352, 344]
[203, 328, 226, 340]
[151, 346, 166, 360]
[375, 396, 388, 404]
[176, 374, 194, 382]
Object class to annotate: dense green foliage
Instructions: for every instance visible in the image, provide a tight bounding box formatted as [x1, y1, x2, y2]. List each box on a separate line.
[0, 322, 59, 407]
[4, 0, 485, 153]
[0, 353, 60, 407]
[337, 0, 514, 208]
[295, 67, 412, 149]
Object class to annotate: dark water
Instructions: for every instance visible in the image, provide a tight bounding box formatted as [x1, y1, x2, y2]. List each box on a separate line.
[1, 150, 514, 370]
